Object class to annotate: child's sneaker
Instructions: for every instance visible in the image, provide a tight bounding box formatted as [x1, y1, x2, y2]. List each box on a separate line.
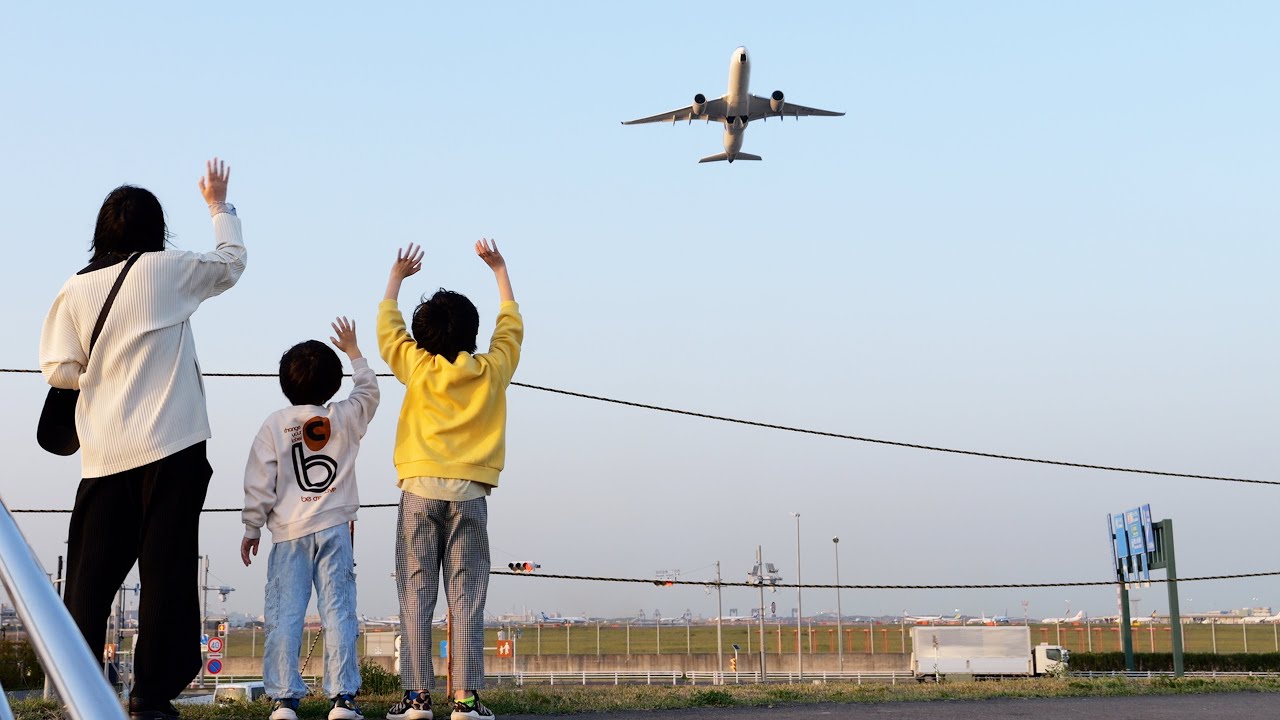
[450, 693, 494, 720]
[269, 698, 300, 720]
[385, 690, 432, 720]
[329, 694, 364, 720]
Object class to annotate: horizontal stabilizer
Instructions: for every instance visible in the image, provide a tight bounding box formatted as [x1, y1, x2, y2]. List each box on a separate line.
[698, 152, 763, 164]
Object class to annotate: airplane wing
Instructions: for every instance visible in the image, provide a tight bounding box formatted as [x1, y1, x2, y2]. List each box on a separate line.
[622, 98, 729, 125]
[747, 94, 844, 121]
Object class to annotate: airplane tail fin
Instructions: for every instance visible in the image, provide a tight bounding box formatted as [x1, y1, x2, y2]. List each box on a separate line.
[698, 152, 763, 163]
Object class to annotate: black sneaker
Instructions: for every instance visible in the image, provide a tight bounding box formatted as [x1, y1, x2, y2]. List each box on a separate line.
[270, 697, 301, 720]
[450, 693, 493, 720]
[329, 693, 364, 720]
[127, 696, 180, 720]
[385, 689, 432, 720]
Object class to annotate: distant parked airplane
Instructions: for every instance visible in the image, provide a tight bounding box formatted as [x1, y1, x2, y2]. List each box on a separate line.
[623, 46, 844, 163]
[904, 611, 962, 626]
[1042, 610, 1085, 624]
[538, 612, 589, 625]
[966, 612, 1011, 626]
[1243, 612, 1280, 624]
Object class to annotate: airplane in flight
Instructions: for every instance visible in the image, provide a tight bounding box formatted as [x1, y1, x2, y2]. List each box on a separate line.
[1042, 610, 1086, 624]
[538, 612, 590, 625]
[623, 46, 844, 163]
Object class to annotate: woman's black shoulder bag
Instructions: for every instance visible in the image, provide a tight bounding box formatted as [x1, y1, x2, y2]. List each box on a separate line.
[38, 252, 142, 456]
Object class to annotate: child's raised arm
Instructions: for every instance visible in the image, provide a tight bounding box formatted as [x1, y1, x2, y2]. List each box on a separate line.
[476, 238, 514, 302]
[384, 243, 424, 301]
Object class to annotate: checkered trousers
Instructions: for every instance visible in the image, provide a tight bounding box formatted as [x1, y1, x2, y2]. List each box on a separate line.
[395, 492, 491, 690]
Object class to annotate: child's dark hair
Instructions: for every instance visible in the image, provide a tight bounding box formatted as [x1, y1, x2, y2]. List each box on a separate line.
[279, 340, 343, 406]
[411, 289, 479, 362]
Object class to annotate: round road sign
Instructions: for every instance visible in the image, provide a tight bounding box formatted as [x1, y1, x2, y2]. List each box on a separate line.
[206, 658, 222, 675]
[207, 636, 224, 653]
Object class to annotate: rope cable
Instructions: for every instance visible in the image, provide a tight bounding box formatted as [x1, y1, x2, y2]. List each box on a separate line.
[1, 368, 1266, 485]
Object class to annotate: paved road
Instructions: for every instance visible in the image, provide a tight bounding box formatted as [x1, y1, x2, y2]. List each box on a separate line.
[505, 693, 1279, 719]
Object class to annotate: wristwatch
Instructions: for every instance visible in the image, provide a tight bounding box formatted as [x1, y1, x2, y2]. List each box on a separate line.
[210, 201, 237, 217]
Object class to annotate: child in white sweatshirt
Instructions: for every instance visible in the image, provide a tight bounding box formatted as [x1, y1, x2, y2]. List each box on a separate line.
[241, 316, 379, 720]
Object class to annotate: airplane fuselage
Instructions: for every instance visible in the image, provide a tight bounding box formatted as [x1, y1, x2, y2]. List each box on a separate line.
[722, 47, 751, 159]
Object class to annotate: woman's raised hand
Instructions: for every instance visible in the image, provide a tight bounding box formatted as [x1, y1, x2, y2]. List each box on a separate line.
[198, 157, 230, 206]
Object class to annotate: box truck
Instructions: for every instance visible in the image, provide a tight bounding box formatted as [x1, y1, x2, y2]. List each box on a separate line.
[910, 626, 1068, 679]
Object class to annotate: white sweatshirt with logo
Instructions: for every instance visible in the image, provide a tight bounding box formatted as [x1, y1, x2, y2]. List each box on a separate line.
[242, 357, 379, 542]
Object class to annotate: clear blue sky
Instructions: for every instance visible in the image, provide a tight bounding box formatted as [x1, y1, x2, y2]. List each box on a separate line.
[2, 1, 1277, 623]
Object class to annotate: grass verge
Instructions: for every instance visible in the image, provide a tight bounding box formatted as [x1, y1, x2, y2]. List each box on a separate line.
[10, 677, 1280, 718]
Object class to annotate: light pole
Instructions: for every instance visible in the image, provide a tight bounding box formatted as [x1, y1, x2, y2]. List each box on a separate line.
[790, 512, 802, 680]
[833, 537, 843, 672]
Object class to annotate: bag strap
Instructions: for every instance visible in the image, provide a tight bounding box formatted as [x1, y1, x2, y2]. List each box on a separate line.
[87, 252, 142, 357]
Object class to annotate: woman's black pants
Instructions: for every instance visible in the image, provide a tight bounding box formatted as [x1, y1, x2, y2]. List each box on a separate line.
[63, 441, 212, 702]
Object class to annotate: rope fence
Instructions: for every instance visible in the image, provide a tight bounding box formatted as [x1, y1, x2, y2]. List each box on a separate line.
[2, 368, 1269, 485]
[5, 365, 1273, 591]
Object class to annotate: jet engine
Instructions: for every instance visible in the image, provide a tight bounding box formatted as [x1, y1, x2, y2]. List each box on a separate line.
[770, 90, 785, 114]
[692, 93, 707, 116]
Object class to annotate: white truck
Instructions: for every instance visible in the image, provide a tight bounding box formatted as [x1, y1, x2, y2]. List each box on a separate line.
[910, 626, 1068, 679]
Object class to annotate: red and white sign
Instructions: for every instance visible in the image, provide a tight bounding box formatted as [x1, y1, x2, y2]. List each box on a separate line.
[496, 640, 513, 657]
[207, 637, 224, 654]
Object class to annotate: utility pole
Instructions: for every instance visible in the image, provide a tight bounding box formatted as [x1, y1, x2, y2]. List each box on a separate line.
[833, 537, 843, 673]
[756, 546, 767, 680]
[199, 555, 209, 687]
[715, 561, 724, 684]
[790, 512, 802, 681]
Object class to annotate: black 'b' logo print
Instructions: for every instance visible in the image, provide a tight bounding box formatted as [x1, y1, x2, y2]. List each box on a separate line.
[292, 442, 337, 493]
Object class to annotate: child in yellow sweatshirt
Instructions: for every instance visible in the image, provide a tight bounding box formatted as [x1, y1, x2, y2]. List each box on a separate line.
[377, 240, 522, 720]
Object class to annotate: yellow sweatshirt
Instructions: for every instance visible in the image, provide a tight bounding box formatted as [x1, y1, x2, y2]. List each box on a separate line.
[377, 299, 523, 486]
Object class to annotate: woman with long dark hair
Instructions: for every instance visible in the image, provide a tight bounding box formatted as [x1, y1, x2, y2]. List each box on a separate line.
[39, 158, 246, 719]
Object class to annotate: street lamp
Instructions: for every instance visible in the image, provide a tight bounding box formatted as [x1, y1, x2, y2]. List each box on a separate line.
[833, 537, 843, 672]
[748, 547, 781, 679]
[790, 512, 802, 680]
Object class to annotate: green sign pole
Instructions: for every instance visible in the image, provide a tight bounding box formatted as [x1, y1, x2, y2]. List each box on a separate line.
[1153, 520, 1183, 677]
[1118, 576, 1134, 671]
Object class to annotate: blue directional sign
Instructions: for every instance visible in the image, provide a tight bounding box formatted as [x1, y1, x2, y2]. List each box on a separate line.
[1140, 505, 1155, 584]
[1112, 514, 1129, 560]
[1125, 508, 1145, 555]
[439, 640, 448, 658]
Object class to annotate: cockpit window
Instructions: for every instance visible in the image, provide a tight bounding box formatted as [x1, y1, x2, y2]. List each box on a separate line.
[740, 53, 747, 63]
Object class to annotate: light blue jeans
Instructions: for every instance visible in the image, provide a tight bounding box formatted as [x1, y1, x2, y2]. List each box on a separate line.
[263, 523, 360, 699]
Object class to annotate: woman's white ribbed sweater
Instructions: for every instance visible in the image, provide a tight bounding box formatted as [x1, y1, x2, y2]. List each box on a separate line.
[39, 212, 246, 477]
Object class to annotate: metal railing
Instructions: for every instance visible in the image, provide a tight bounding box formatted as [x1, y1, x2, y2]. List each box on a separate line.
[0, 499, 127, 720]
[499, 669, 913, 686]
